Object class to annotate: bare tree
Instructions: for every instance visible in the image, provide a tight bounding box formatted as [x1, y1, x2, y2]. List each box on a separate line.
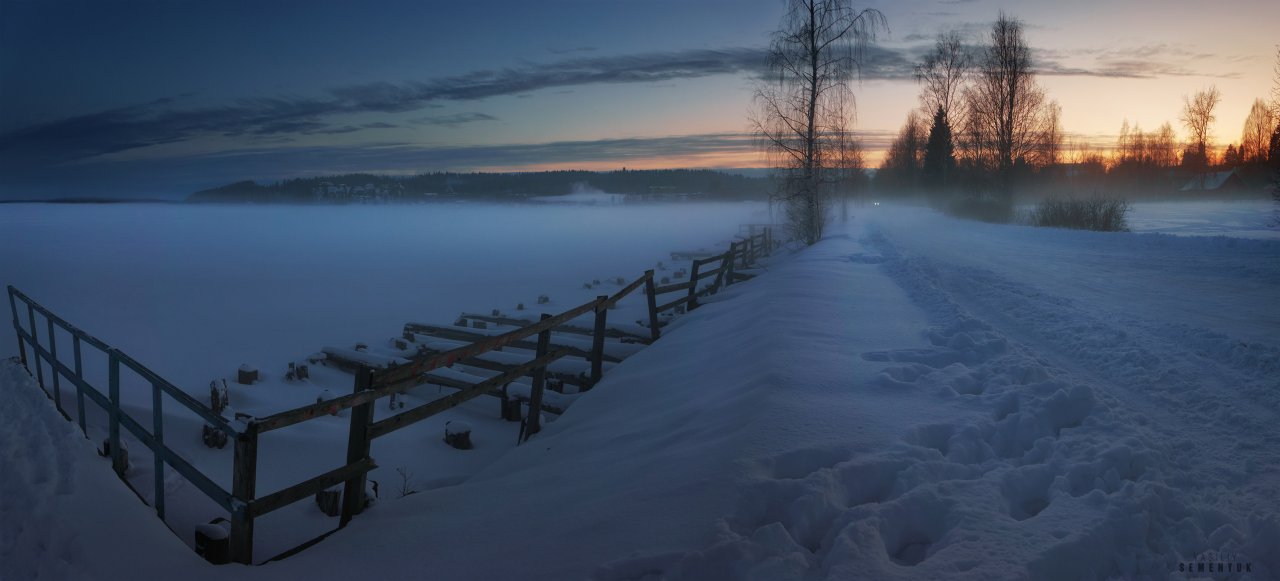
[914, 31, 972, 129]
[830, 88, 866, 221]
[881, 109, 927, 191]
[1241, 98, 1277, 164]
[752, 0, 887, 245]
[964, 13, 1049, 194]
[1181, 85, 1222, 167]
[1272, 47, 1280, 115]
[1038, 100, 1063, 167]
[1151, 122, 1179, 169]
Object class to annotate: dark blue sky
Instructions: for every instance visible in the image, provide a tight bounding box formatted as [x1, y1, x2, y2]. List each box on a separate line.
[1, 0, 1274, 198]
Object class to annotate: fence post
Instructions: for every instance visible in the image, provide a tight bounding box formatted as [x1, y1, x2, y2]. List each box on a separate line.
[230, 421, 259, 564]
[7, 289, 25, 368]
[710, 253, 726, 295]
[46, 318, 62, 414]
[340, 366, 375, 527]
[725, 245, 737, 288]
[108, 351, 125, 475]
[686, 260, 702, 310]
[643, 270, 660, 342]
[151, 381, 165, 520]
[28, 304, 44, 389]
[73, 335, 86, 435]
[590, 296, 607, 386]
[524, 314, 552, 440]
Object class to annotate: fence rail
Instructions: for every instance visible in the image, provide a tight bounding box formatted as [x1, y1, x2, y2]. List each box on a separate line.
[6, 225, 773, 566]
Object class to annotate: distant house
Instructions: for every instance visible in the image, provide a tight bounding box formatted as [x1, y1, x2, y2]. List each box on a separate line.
[1179, 169, 1248, 193]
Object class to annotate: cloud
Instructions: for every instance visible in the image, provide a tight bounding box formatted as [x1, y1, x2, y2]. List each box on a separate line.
[408, 112, 498, 126]
[0, 47, 776, 170]
[1033, 45, 1245, 79]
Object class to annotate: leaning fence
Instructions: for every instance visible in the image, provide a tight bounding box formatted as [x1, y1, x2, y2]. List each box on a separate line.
[7, 226, 773, 565]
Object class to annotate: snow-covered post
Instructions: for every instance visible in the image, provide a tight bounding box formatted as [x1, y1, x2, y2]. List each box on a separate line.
[73, 335, 86, 435]
[108, 351, 125, 475]
[230, 421, 259, 564]
[340, 366, 375, 527]
[151, 381, 165, 520]
[524, 314, 552, 440]
[687, 260, 702, 310]
[590, 295, 608, 385]
[27, 303, 44, 389]
[644, 270, 660, 342]
[6, 287, 25, 368]
[725, 244, 738, 288]
[46, 317, 62, 415]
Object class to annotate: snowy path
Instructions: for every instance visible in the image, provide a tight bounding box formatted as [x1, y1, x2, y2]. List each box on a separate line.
[594, 208, 1280, 580]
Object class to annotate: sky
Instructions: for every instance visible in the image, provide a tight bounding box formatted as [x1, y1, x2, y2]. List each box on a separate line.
[0, 0, 1277, 199]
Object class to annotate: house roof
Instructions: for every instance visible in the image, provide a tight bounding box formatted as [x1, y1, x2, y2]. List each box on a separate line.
[1180, 169, 1244, 191]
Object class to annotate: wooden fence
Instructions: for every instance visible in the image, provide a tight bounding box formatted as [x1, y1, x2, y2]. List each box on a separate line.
[6, 226, 772, 565]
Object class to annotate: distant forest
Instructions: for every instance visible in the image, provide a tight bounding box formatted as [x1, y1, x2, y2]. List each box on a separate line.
[186, 169, 773, 203]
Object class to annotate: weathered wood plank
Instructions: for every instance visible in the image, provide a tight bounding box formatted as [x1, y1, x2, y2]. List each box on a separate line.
[591, 295, 607, 384]
[644, 270, 661, 342]
[321, 347, 408, 370]
[652, 281, 694, 295]
[457, 312, 648, 343]
[249, 457, 376, 518]
[230, 423, 260, 564]
[419, 372, 566, 414]
[602, 271, 651, 310]
[340, 368, 375, 526]
[524, 315, 552, 439]
[366, 348, 569, 440]
[656, 295, 692, 313]
[113, 350, 238, 436]
[116, 412, 235, 511]
[692, 252, 731, 267]
[413, 343, 592, 388]
[8, 285, 111, 352]
[686, 260, 701, 310]
[377, 298, 602, 387]
[405, 323, 622, 363]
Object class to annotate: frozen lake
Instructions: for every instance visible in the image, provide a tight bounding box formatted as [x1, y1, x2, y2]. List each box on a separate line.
[0, 201, 770, 393]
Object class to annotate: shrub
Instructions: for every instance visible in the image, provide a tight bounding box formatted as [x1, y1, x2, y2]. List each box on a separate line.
[945, 193, 1015, 223]
[1031, 196, 1130, 231]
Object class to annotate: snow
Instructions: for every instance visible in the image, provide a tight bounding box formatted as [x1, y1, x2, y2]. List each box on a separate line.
[0, 362, 214, 581]
[1127, 199, 1279, 240]
[2, 199, 1278, 579]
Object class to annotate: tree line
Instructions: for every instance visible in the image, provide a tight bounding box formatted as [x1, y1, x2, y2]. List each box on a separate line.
[879, 29, 1280, 200]
[185, 169, 773, 203]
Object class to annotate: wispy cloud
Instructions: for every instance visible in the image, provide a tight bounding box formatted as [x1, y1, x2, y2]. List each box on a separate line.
[409, 112, 498, 126]
[0, 48, 775, 170]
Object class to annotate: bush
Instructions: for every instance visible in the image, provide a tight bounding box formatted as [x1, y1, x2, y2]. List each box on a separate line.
[945, 193, 1015, 224]
[1031, 196, 1130, 231]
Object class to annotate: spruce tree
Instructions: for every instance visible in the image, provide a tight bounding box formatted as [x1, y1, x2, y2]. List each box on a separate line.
[922, 106, 956, 192]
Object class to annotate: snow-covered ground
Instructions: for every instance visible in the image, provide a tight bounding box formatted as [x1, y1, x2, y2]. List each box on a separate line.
[1127, 199, 1278, 240]
[3, 200, 1278, 579]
